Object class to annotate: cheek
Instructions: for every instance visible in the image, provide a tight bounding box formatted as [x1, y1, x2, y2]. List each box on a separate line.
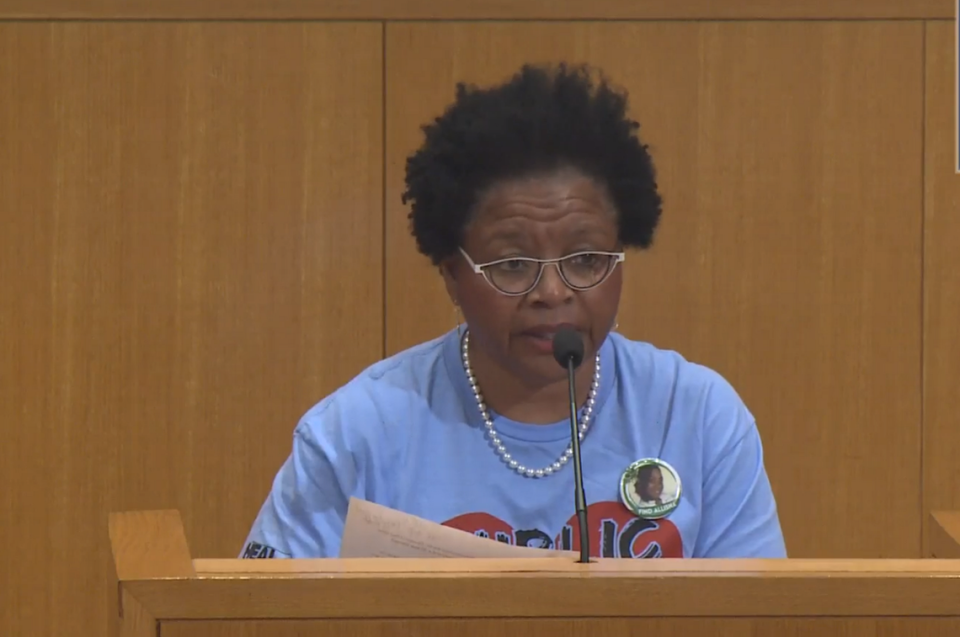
[605, 269, 625, 307]
[582, 281, 622, 322]
[458, 280, 518, 334]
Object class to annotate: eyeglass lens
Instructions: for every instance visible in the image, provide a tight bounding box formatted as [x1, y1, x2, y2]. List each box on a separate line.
[483, 253, 617, 295]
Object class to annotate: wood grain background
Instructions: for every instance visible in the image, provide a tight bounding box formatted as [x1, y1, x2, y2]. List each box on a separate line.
[0, 2, 957, 636]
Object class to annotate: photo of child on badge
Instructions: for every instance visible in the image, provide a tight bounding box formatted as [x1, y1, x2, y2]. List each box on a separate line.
[620, 459, 681, 520]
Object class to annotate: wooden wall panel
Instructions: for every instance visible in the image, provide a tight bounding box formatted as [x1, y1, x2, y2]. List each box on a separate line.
[0, 0, 952, 20]
[923, 21, 960, 555]
[384, 21, 924, 558]
[0, 12, 947, 637]
[0, 22, 383, 637]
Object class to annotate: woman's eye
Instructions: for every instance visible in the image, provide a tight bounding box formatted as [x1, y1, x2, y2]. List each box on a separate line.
[571, 254, 600, 267]
[495, 260, 529, 272]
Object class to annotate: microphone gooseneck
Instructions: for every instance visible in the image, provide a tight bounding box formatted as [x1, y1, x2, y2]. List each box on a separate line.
[552, 328, 591, 564]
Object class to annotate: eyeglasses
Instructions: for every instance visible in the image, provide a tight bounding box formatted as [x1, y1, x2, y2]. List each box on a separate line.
[459, 247, 625, 297]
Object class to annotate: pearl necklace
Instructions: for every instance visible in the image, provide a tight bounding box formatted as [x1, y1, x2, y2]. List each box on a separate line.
[460, 330, 601, 479]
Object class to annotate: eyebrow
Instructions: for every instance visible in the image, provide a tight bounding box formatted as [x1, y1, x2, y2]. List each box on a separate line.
[568, 226, 610, 241]
[485, 224, 609, 242]
[484, 230, 528, 245]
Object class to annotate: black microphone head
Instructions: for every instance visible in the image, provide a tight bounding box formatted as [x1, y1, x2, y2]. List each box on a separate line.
[552, 328, 585, 369]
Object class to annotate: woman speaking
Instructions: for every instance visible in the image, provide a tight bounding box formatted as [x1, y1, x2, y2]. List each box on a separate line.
[241, 63, 786, 560]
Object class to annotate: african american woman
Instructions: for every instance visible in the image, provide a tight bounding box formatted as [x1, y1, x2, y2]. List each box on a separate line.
[241, 63, 787, 560]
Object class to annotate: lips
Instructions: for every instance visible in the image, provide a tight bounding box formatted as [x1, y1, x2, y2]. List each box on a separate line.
[516, 324, 582, 355]
[519, 323, 580, 340]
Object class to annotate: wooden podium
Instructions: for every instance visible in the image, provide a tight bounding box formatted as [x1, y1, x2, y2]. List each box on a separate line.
[110, 510, 960, 637]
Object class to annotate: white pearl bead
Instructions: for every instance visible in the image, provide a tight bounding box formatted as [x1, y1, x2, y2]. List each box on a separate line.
[461, 330, 600, 479]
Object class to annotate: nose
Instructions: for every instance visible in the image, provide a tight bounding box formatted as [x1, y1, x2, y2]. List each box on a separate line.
[528, 262, 573, 305]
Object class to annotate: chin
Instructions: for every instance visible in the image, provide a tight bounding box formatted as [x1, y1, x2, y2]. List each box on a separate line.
[514, 356, 569, 386]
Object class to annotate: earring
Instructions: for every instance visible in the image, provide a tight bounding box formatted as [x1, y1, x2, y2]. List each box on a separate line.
[613, 317, 619, 331]
[454, 302, 462, 339]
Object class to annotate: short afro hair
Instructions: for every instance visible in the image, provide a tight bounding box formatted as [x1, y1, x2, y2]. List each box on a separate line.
[402, 62, 663, 266]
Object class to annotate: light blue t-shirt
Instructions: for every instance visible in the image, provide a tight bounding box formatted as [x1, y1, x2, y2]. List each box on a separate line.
[241, 328, 786, 559]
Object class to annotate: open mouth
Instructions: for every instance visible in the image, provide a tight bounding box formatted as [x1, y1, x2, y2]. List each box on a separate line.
[517, 324, 580, 353]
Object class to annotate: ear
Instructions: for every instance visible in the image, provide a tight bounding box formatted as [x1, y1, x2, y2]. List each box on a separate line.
[439, 258, 460, 306]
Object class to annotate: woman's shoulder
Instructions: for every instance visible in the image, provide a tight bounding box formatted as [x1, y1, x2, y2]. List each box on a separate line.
[607, 333, 759, 458]
[608, 332, 734, 384]
[607, 332, 751, 416]
[296, 331, 457, 435]
[355, 332, 451, 385]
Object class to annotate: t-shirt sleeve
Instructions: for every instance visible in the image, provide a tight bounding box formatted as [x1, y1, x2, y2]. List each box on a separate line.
[239, 402, 361, 559]
[693, 389, 787, 558]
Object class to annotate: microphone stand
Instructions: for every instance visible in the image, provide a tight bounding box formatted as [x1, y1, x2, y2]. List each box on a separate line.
[565, 357, 591, 564]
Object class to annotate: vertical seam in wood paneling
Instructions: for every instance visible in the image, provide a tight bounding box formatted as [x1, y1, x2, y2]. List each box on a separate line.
[381, 20, 388, 360]
[920, 18, 928, 557]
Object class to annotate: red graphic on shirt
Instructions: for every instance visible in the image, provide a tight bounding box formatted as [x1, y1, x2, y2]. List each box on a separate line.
[442, 500, 683, 558]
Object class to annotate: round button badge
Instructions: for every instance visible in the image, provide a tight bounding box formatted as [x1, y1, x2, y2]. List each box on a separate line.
[619, 458, 682, 520]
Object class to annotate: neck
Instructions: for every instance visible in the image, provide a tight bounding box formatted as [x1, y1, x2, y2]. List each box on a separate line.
[466, 335, 597, 425]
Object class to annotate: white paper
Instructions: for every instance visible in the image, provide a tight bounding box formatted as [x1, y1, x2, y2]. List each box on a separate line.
[339, 497, 577, 558]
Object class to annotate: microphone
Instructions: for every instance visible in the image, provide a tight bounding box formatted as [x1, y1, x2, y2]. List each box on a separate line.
[552, 328, 591, 564]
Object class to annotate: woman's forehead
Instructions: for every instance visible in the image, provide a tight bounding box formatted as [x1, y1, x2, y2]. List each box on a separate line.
[464, 173, 617, 247]
[474, 170, 612, 216]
